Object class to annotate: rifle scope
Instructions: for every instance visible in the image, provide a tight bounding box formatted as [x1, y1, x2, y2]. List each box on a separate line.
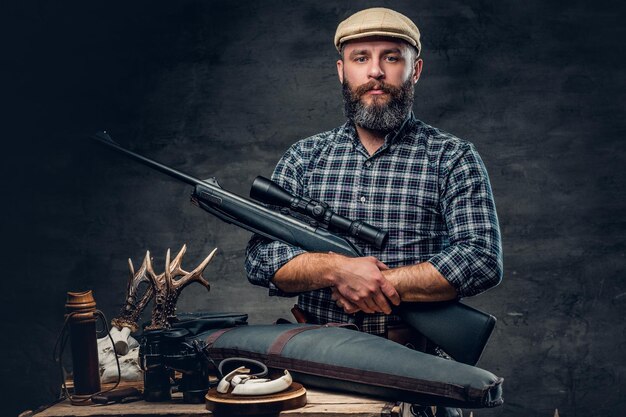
[250, 176, 388, 250]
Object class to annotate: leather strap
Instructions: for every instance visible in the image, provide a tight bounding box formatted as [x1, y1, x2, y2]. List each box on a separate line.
[268, 323, 358, 357]
[267, 325, 323, 357]
[204, 327, 237, 348]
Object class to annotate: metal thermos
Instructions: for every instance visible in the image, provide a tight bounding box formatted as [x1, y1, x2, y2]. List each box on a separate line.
[65, 290, 101, 397]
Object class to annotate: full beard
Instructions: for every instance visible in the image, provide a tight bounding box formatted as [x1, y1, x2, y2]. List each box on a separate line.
[342, 78, 414, 132]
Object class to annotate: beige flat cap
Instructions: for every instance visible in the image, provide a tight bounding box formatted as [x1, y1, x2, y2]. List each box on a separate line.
[334, 8, 421, 55]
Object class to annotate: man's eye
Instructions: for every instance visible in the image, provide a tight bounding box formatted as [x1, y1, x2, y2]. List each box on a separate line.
[354, 57, 368, 63]
[385, 56, 400, 62]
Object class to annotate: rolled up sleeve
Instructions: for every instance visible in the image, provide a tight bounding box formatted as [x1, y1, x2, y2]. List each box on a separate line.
[244, 143, 308, 297]
[245, 236, 306, 296]
[427, 144, 503, 297]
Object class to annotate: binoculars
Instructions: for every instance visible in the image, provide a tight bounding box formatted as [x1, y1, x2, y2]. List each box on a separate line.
[139, 328, 213, 403]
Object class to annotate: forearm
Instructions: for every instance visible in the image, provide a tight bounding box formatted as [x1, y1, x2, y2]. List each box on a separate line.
[383, 262, 457, 302]
[272, 252, 337, 293]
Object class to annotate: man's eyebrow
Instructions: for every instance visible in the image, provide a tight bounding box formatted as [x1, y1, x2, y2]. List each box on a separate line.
[348, 49, 371, 58]
[381, 48, 403, 54]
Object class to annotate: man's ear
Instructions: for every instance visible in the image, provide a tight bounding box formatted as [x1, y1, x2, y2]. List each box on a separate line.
[337, 59, 344, 84]
[412, 58, 423, 84]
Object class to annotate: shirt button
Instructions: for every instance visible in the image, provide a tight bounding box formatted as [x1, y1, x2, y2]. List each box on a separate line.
[364, 161, 371, 168]
[360, 196, 366, 203]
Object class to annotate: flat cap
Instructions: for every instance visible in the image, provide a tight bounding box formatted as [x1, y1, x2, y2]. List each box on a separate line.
[334, 8, 421, 55]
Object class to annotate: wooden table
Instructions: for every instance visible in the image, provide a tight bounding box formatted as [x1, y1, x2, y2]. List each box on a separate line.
[35, 389, 401, 417]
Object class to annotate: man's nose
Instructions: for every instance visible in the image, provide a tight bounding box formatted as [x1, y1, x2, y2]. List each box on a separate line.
[368, 59, 385, 79]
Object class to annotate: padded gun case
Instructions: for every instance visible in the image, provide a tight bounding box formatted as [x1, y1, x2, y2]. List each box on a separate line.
[197, 323, 503, 408]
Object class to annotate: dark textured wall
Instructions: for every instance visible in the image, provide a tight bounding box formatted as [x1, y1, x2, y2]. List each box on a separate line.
[3, 1, 626, 416]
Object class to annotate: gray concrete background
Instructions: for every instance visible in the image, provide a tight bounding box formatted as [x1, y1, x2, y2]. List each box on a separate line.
[3, 1, 626, 416]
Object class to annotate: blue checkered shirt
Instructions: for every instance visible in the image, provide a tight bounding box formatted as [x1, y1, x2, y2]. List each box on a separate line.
[245, 114, 503, 335]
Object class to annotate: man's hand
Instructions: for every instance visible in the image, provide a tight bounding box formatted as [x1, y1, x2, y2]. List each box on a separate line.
[331, 260, 459, 312]
[328, 255, 400, 314]
[272, 252, 400, 314]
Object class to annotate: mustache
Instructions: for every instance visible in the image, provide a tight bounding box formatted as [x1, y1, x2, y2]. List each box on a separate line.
[351, 80, 400, 98]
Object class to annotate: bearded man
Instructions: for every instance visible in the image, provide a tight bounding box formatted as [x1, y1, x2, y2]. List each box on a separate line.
[246, 8, 502, 342]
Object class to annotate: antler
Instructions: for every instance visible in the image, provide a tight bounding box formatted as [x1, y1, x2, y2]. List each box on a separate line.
[167, 245, 216, 292]
[145, 245, 217, 330]
[111, 251, 155, 332]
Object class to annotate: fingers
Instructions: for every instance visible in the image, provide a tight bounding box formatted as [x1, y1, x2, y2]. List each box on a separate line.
[331, 287, 362, 314]
[361, 258, 397, 313]
[339, 288, 375, 313]
[375, 259, 390, 270]
[373, 258, 400, 307]
[341, 298, 361, 314]
[360, 297, 379, 314]
[335, 281, 389, 314]
[332, 256, 400, 315]
[380, 279, 401, 306]
[371, 290, 393, 315]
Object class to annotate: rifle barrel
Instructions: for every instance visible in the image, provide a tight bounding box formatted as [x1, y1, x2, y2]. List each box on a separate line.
[92, 131, 203, 187]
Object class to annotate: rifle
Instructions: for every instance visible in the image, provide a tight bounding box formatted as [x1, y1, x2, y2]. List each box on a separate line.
[92, 131, 496, 366]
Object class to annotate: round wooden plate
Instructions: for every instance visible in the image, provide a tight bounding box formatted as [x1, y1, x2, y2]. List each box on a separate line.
[205, 382, 307, 416]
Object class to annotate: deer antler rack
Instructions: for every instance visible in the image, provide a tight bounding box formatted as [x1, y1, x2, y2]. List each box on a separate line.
[145, 244, 217, 330]
[111, 245, 217, 332]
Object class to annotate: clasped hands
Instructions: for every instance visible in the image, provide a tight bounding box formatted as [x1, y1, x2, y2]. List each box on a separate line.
[329, 255, 400, 315]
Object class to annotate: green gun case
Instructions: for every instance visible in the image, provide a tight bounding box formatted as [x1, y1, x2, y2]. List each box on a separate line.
[197, 323, 503, 408]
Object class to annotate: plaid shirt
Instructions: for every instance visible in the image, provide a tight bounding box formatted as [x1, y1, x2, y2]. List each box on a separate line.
[245, 114, 503, 335]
